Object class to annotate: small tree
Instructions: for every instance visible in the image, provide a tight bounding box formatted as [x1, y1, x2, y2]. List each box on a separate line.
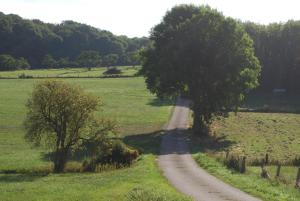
[24, 80, 116, 172]
[76, 50, 101, 68]
[16, 57, 31, 69]
[0, 54, 17, 71]
[42, 54, 57, 69]
[102, 54, 119, 67]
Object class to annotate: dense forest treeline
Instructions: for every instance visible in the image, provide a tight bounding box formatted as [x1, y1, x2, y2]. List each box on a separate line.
[0, 12, 149, 69]
[0, 11, 300, 91]
[244, 21, 300, 92]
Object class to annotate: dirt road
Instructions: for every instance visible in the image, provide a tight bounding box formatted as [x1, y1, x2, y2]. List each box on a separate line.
[158, 98, 261, 201]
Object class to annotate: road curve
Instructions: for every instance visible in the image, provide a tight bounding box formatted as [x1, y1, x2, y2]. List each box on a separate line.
[158, 98, 261, 201]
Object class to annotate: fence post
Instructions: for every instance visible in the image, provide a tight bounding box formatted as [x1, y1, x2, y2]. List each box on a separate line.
[225, 150, 229, 159]
[240, 156, 246, 173]
[265, 153, 269, 165]
[276, 163, 281, 177]
[261, 163, 270, 179]
[295, 167, 300, 188]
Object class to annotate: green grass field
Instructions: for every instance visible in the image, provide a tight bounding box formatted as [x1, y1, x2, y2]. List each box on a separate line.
[0, 77, 191, 201]
[190, 93, 300, 201]
[0, 66, 139, 78]
[210, 112, 300, 162]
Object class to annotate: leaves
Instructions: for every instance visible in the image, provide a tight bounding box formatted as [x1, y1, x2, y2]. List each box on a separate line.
[24, 80, 114, 153]
[141, 5, 261, 132]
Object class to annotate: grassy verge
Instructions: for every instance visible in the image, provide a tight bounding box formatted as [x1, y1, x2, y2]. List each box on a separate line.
[192, 152, 300, 201]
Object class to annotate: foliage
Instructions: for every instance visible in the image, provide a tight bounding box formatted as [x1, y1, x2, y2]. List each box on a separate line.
[76, 50, 101, 67]
[0, 12, 150, 68]
[141, 5, 261, 135]
[41, 54, 57, 69]
[82, 140, 139, 171]
[0, 54, 30, 71]
[102, 54, 119, 67]
[104, 67, 122, 75]
[18, 73, 33, 79]
[244, 21, 300, 92]
[98, 140, 139, 165]
[24, 80, 116, 172]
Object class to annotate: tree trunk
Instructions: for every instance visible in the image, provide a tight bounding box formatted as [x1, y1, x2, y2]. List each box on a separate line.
[192, 109, 207, 136]
[53, 149, 68, 173]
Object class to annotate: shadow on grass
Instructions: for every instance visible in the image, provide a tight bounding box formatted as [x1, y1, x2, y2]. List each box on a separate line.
[57, 69, 88, 76]
[241, 91, 300, 114]
[124, 130, 163, 155]
[187, 130, 236, 154]
[40, 130, 165, 163]
[147, 97, 175, 107]
[0, 173, 48, 183]
[40, 128, 235, 163]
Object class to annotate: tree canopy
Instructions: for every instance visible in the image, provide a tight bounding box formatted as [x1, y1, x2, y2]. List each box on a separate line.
[24, 80, 117, 172]
[244, 21, 300, 92]
[141, 5, 261, 135]
[0, 12, 150, 69]
[0, 54, 30, 71]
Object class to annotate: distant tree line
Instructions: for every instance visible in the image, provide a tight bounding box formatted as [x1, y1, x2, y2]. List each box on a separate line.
[244, 21, 300, 92]
[0, 12, 149, 70]
[0, 54, 30, 70]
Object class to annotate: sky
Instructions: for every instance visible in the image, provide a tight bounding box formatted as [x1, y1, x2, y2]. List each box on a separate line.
[1, 0, 300, 37]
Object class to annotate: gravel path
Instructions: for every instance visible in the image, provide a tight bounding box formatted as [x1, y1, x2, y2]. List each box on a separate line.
[158, 98, 262, 201]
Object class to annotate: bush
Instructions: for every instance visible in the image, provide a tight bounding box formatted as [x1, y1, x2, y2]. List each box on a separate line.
[125, 188, 192, 201]
[18, 73, 33, 79]
[224, 155, 246, 173]
[292, 156, 300, 166]
[98, 140, 139, 166]
[103, 67, 122, 75]
[81, 140, 139, 172]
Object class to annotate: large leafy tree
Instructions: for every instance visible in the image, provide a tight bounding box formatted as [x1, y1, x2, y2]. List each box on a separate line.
[141, 5, 261, 135]
[24, 80, 116, 172]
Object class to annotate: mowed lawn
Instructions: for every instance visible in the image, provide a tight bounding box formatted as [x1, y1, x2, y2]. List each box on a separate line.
[0, 77, 189, 201]
[0, 66, 139, 78]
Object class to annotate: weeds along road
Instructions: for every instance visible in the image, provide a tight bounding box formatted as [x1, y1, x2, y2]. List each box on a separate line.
[158, 98, 261, 201]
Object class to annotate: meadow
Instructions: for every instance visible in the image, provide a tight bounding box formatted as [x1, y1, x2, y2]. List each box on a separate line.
[0, 66, 139, 78]
[0, 77, 190, 201]
[190, 92, 300, 201]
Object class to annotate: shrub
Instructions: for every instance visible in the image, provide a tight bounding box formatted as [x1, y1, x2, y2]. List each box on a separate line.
[98, 140, 139, 167]
[103, 67, 122, 75]
[81, 140, 139, 172]
[292, 156, 300, 166]
[224, 155, 246, 173]
[18, 73, 33, 79]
